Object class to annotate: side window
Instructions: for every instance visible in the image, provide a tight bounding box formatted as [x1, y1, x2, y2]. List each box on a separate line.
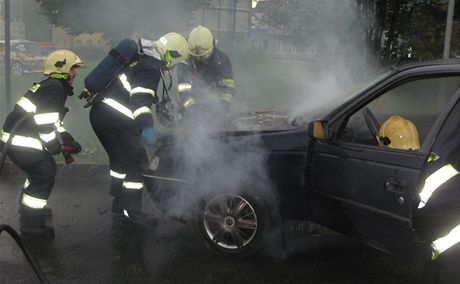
[341, 76, 460, 151]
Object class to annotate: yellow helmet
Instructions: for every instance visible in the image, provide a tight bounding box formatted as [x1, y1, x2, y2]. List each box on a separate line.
[188, 25, 214, 61]
[378, 115, 420, 150]
[44, 49, 84, 75]
[154, 32, 189, 68]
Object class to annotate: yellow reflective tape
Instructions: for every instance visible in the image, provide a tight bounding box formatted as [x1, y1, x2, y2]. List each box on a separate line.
[23, 178, 30, 189]
[122, 181, 143, 190]
[431, 223, 460, 259]
[183, 97, 196, 109]
[130, 87, 155, 97]
[39, 131, 57, 142]
[102, 98, 134, 120]
[133, 106, 152, 118]
[418, 164, 459, 209]
[220, 93, 233, 102]
[118, 73, 132, 92]
[29, 83, 41, 93]
[17, 97, 37, 113]
[110, 170, 126, 179]
[22, 193, 47, 209]
[0, 131, 43, 150]
[222, 79, 235, 88]
[34, 112, 59, 125]
[178, 83, 192, 93]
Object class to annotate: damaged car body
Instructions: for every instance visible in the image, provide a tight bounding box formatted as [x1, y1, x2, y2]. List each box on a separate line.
[146, 60, 460, 262]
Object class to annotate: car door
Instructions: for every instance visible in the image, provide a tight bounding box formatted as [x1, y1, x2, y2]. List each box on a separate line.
[309, 74, 460, 260]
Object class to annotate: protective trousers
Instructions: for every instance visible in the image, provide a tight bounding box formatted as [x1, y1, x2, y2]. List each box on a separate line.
[7, 147, 57, 204]
[90, 103, 148, 211]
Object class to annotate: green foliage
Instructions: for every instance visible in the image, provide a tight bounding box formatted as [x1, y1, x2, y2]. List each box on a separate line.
[34, 0, 210, 43]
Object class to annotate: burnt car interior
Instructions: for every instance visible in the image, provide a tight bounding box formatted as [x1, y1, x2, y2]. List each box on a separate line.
[341, 75, 460, 150]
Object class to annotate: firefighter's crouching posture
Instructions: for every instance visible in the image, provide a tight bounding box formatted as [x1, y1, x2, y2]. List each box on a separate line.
[177, 25, 235, 124]
[1, 50, 84, 238]
[88, 33, 188, 227]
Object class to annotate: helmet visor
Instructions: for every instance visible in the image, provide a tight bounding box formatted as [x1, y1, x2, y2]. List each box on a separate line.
[190, 46, 212, 61]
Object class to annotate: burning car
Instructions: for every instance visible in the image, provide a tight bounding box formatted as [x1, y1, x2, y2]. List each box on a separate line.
[0, 40, 49, 76]
[146, 60, 460, 263]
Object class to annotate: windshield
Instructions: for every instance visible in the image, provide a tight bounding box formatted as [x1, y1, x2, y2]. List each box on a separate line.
[293, 67, 393, 126]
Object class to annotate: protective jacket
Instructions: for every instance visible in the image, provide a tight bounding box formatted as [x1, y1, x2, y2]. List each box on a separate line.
[177, 48, 234, 113]
[97, 54, 161, 129]
[1, 76, 74, 154]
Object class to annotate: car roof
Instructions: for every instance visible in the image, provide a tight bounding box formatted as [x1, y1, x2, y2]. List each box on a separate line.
[394, 59, 460, 73]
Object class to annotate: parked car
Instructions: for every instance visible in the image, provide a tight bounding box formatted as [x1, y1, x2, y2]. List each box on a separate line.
[0, 39, 49, 76]
[146, 60, 460, 266]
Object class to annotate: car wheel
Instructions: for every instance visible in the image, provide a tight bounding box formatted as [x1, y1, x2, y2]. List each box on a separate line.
[198, 192, 272, 257]
[11, 61, 23, 76]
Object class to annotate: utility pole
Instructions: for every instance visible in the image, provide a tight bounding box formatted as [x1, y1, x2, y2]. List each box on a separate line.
[4, 0, 11, 114]
[443, 0, 455, 59]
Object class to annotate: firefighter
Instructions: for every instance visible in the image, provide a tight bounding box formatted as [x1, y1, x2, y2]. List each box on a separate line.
[1, 50, 84, 238]
[177, 25, 235, 125]
[87, 33, 188, 227]
[413, 123, 460, 283]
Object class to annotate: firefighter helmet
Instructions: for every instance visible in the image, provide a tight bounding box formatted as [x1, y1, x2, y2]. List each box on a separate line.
[44, 50, 84, 75]
[378, 115, 420, 150]
[154, 32, 189, 68]
[188, 25, 214, 61]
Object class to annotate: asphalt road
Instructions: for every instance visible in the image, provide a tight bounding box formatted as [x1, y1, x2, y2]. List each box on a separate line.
[0, 167, 424, 284]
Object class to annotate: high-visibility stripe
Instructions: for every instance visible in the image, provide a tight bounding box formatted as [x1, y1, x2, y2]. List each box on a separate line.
[220, 93, 233, 102]
[183, 97, 196, 108]
[34, 112, 59, 125]
[178, 83, 192, 93]
[102, 98, 134, 120]
[222, 79, 235, 88]
[21, 193, 47, 209]
[432, 223, 460, 260]
[110, 170, 126, 179]
[39, 131, 57, 142]
[119, 73, 132, 92]
[130, 87, 155, 97]
[55, 120, 66, 133]
[133, 106, 152, 118]
[418, 164, 459, 209]
[122, 181, 143, 190]
[0, 131, 43, 150]
[17, 97, 37, 113]
[23, 178, 30, 189]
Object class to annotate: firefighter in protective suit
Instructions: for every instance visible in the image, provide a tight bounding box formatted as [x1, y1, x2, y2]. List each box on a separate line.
[88, 33, 189, 227]
[1, 50, 84, 238]
[177, 26, 235, 125]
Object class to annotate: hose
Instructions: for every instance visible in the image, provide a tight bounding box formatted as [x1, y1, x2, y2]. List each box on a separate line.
[0, 224, 50, 284]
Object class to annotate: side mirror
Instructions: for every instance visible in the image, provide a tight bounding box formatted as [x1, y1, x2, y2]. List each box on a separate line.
[308, 120, 329, 140]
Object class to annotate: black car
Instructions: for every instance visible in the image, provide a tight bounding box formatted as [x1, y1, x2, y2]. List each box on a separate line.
[146, 60, 460, 263]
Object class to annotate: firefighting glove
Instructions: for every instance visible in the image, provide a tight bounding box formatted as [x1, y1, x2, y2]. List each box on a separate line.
[61, 140, 82, 154]
[45, 142, 61, 156]
[141, 127, 157, 146]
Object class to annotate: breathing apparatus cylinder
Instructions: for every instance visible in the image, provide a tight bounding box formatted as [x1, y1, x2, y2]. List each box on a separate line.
[83, 38, 139, 94]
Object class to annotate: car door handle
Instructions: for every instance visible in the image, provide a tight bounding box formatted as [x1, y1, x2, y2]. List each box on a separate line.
[384, 177, 407, 194]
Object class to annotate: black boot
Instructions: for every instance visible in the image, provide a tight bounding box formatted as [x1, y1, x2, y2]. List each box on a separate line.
[19, 206, 55, 239]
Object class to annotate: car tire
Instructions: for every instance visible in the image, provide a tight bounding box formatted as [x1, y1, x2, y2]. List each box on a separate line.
[11, 61, 23, 76]
[197, 190, 279, 258]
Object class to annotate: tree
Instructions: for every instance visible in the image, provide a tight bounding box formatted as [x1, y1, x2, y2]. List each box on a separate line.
[34, 0, 210, 42]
